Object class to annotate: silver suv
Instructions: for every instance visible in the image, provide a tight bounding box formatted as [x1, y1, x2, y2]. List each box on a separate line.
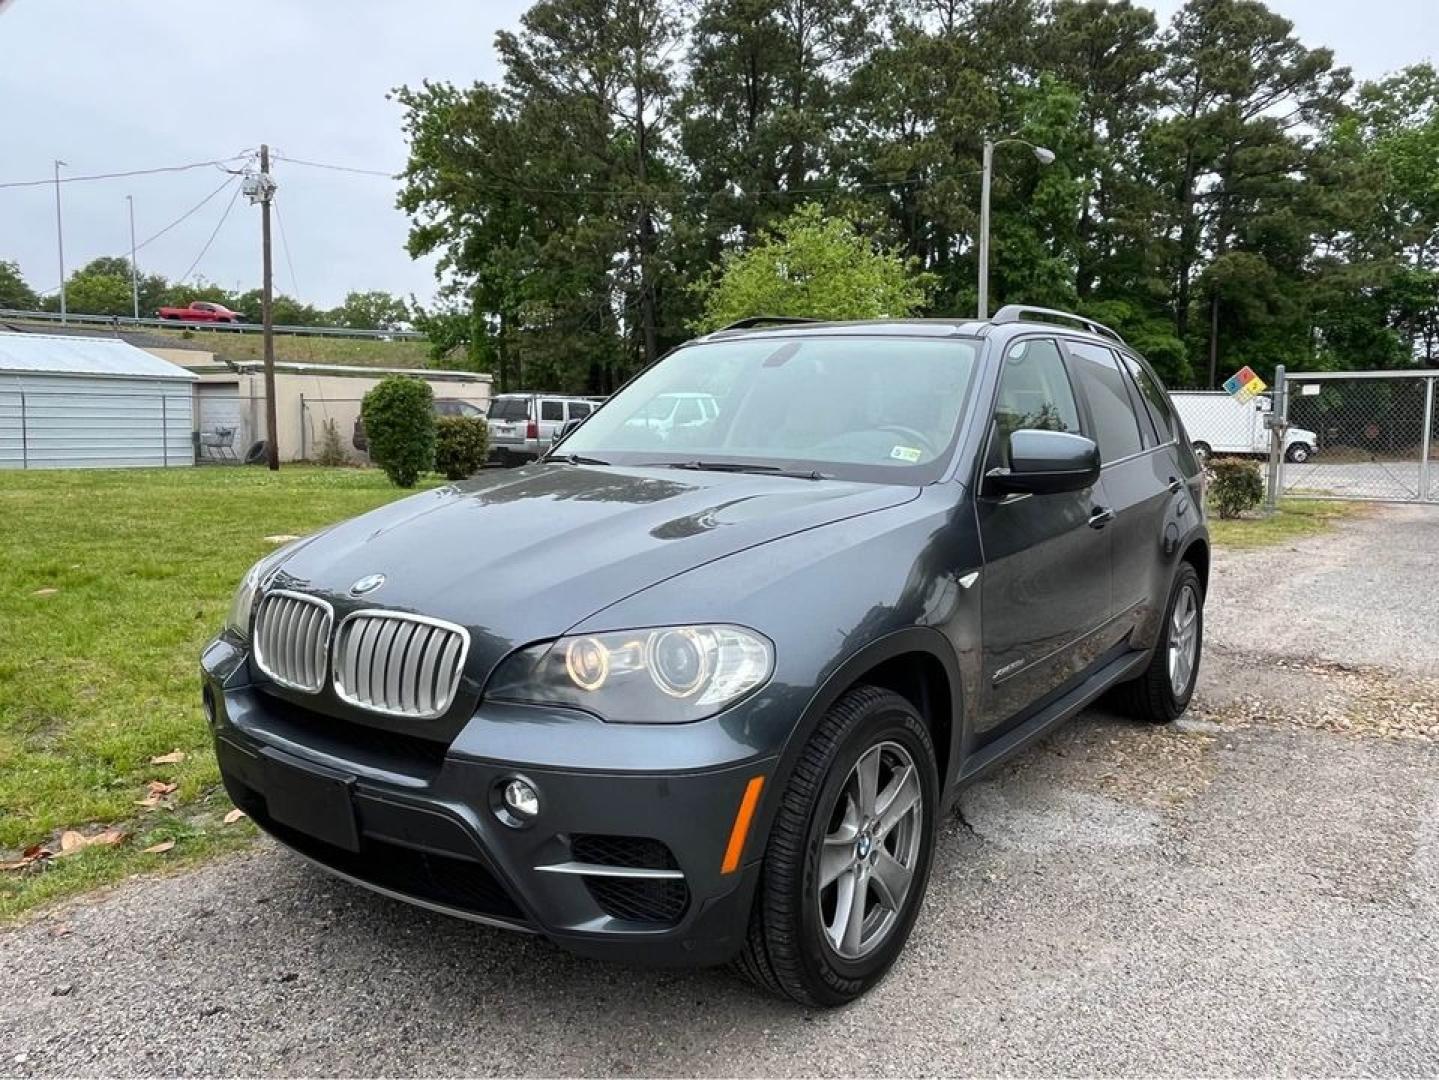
[487, 393, 600, 464]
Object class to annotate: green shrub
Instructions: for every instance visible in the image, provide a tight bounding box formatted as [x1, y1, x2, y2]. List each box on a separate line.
[1208, 457, 1264, 519]
[361, 376, 435, 487]
[314, 418, 346, 467]
[434, 415, 489, 480]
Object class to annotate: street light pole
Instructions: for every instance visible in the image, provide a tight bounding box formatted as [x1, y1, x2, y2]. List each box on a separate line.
[976, 138, 1056, 320]
[54, 160, 67, 324]
[977, 141, 993, 320]
[126, 195, 139, 320]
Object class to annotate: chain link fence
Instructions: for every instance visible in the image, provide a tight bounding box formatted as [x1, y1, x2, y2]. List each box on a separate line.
[1277, 371, 1438, 503]
[298, 395, 370, 465]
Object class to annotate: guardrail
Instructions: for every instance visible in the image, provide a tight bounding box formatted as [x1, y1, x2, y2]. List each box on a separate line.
[0, 308, 425, 341]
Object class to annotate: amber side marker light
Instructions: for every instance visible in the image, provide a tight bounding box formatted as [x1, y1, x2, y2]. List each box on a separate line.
[721, 775, 766, 874]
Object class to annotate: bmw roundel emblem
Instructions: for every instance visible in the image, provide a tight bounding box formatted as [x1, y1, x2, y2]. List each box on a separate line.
[350, 573, 386, 597]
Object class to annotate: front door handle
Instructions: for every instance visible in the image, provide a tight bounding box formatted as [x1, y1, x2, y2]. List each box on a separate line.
[1088, 506, 1115, 529]
[1167, 477, 1184, 495]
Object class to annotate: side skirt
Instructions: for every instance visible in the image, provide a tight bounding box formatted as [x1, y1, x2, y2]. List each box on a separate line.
[952, 647, 1151, 793]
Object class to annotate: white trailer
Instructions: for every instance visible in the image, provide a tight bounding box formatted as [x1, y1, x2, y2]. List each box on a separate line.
[1170, 391, 1316, 464]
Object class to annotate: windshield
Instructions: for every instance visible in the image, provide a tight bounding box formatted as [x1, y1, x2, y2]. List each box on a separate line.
[560, 334, 980, 483]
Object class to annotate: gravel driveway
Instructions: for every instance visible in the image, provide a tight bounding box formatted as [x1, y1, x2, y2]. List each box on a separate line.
[3, 507, 1438, 1077]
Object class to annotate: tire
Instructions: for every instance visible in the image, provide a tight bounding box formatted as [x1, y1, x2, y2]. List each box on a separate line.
[1286, 442, 1312, 463]
[1192, 441, 1212, 464]
[1115, 562, 1203, 724]
[734, 686, 938, 1007]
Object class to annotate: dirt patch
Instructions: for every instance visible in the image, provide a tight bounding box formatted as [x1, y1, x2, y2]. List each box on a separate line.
[1195, 647, 1439, 743]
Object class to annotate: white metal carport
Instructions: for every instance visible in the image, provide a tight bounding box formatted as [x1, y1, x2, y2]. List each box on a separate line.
[0, 332, 197, 469]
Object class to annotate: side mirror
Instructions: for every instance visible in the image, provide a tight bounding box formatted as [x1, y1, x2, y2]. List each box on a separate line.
[987, 429, 1100, 495]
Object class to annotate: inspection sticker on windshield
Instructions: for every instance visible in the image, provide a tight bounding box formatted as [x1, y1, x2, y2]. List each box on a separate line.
[890, 445, 922, 463]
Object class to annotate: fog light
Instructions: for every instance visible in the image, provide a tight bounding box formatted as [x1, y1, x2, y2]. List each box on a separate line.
[502, 778, 540, 819]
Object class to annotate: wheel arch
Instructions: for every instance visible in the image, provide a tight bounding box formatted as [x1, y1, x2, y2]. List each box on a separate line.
[769, 627, 964, 809]
[1180, 534, 1210, 595]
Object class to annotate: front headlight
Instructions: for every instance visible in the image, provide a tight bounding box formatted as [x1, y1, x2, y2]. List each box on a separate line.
[487, 625, 773, 724]
[224, 559, 266, 638]
[223, 540, 306, 638]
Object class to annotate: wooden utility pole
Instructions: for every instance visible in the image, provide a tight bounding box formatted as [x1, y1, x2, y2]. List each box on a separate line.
[259, 145, 279, 471]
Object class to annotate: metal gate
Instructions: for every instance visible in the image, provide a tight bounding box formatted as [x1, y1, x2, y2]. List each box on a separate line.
[1276, 369, 1438, 504]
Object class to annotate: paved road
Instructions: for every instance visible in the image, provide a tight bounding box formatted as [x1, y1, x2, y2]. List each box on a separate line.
[3, 508, 1438, 1077]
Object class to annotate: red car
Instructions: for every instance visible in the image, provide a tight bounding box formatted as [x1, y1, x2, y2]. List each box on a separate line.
[157, 301, 243, 324]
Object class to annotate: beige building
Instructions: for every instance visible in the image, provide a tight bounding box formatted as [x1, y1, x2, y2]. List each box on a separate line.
[180, 352, 492, 463]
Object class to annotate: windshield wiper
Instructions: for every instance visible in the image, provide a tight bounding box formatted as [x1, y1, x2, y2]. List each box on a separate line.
[663, 460, 828, 481]
[548, 452, 612, 466]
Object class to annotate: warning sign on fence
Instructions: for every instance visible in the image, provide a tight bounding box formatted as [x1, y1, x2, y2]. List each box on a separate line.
[1223, 365, 1268, 404]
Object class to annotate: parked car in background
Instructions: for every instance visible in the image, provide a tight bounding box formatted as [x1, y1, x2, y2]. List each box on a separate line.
[353, 397, 485, 454]
[157, 301, 243, 324]
[488, 393, 601, 464]
[1170, 391, 1317, 463]
[621, 392, 720, 436]
[206, 306, 1209, 1007]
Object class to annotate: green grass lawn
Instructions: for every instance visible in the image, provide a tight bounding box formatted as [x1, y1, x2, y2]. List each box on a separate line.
[152, 326, 437, 369]
[1206, 498, 1364, 549]
[0, 466, 438, 919]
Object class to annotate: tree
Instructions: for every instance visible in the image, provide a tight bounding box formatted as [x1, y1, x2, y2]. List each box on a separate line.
[680, 0, 873, 244]
[0, 260, 38, 310]
[1321, 64, 1439, 364]
[63, 271, 133, 317]
[1144, 0, 1350, 384]
[233, 289, 323, 326]
[392, 0, 1439, 387]
[692, 203, 933, 329]
[328, 290, 410, 331]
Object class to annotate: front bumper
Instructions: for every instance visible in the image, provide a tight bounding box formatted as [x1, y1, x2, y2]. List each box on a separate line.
[202, 643, 772, 968]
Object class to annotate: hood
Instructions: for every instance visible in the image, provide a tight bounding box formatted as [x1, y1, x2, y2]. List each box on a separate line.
[271, 463, 918, 683]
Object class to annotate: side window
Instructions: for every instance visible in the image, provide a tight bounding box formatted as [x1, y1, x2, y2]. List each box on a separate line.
[568, 401, 592, 419]
[1065, 341, 1145, 462]
[988, 338, 1082, 470]
[1120, 354, 1178, 444]
[540, 400, 564, 422]
[674, 398, 703, 424]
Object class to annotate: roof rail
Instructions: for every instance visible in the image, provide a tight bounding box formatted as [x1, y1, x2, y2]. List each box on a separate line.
[990, 304, 1125, 344]
[714, 315, 821, 333]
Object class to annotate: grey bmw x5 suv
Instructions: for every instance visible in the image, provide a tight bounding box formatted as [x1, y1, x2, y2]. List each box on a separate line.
[203, 306, 1208, 1006]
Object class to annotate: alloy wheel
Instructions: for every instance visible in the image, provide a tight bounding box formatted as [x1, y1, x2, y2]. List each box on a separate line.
[1168, 583, 1199, 694]
[816, 741, 925, 961]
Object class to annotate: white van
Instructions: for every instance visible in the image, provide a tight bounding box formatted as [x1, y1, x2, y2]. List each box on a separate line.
[1170, 391, 1317, 463]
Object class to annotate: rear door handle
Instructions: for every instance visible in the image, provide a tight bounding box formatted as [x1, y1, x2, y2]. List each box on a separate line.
[1088, 506, 1115, 529]
[1167, 477, 1184, 494]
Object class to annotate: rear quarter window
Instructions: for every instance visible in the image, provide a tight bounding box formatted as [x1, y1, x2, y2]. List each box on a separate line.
[1120, 354, 1179, 444]
[1064, 341, 1145, 462]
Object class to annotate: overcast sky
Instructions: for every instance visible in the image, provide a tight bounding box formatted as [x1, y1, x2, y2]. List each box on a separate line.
[1, 0, 1434, 310]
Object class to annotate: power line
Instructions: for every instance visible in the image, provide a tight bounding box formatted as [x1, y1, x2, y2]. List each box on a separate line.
[273, 153, 395, 178]
[0, 155, 252, 191]
[27, 173, 243, 297]
[134, 173, 239, 254]
[273, 196, 300, 296]
[177, 180, 243, 285]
